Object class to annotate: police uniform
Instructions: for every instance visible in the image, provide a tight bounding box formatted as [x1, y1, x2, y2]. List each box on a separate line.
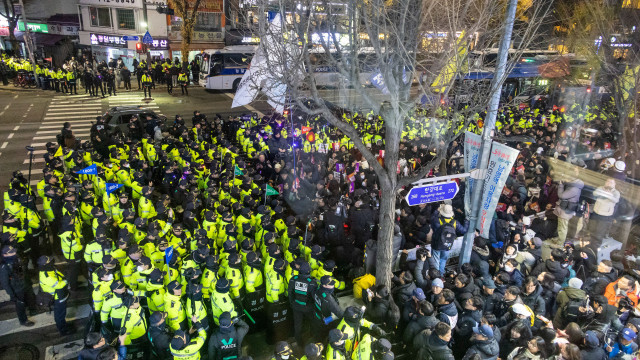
[288, 263, 317, 346]
[207, 312, 249, 360]
[38, 256, 71, 335]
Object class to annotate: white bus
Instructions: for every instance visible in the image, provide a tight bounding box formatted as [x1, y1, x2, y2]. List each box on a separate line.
[196, 45, 257, 91]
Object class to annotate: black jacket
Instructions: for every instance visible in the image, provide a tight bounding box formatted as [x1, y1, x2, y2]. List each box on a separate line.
[522, 284, 546, 316]
[415, 332, 454, 360]
[463, 337, 500, 360]
[208, 319, 249, 360]
[149, 324, 172, 360]
[0, 258, 30, 299]
[78, 345, 109, 360]
[531, 259, 569, 284]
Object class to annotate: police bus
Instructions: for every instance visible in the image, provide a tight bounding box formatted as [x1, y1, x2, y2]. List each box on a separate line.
[196, 45, 257, 91]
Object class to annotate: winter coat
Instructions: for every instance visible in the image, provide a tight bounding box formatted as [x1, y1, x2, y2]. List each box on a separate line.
[531, 259, 570, 284]
[463, 337, 500, 360]
[583, 269, 617, 296]
[580, 345, 607, 360]
[414, 331, 455, 360]
[437, 301, 458, 328]
[555, 179, 584, 219]
[604, 280, 640, 307]
[392, 282, 416, 307]
[522, 284, 546, 316]
[403, 314, 439, 344]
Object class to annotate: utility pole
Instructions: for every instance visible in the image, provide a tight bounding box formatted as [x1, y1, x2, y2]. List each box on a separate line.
[17, 0, 38, 86]
[459, 0, 519, 265]
[142, 1, 151, 61]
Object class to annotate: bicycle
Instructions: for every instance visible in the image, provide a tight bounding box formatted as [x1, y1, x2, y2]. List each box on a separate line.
[13, 71, 37, 88]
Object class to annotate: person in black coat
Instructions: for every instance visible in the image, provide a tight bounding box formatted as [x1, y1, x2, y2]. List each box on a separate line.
[78, 333, 109, 360]
[580, 330, 607, 360]
[530, 249, 570, 284]
[414, 322, 455, 360]
[148, 312, 172, 360]
[521, 276, 546, 316]
[583, 260, 617, 296]
[454, 296, 485, 358]
[120, 66, 131, 91]
[0, 245, 36, 327]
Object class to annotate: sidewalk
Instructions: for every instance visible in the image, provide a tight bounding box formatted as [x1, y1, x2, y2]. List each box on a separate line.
[0, 83, 42, 92]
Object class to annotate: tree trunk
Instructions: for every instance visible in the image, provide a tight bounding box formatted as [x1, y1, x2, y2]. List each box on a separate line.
[8, 22, 18, 56]
[180, 23, 193, 64]
[375, 178, 396, 289]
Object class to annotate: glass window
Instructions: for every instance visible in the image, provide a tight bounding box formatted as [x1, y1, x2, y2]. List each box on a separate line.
[224, 53, 251, 67]
[195, 12, 222, 31]
[90, 7, 111, 28]
[117, 9, 135, 30]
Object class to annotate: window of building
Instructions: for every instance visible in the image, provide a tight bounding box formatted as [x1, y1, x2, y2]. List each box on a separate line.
[116, 8, 135, 30]
[90, 7, 111, 27]
[194, 12, 222, 31]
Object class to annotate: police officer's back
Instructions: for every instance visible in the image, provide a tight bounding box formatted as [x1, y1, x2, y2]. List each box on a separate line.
[148, 312, 172, 360]
[207, 311, 249, 360]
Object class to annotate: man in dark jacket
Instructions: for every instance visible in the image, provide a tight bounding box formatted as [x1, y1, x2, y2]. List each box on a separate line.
[403, 301, 438, 344]
[583, 260, 617, 295]
[454, 296, 485, 358]
[78, 333, 109, 360]
[521, 276, 546, 316]
[494, 286, 523, 326]
[414, 322, 455, 360]
[0, 245, 36, 326]
[530, 248, 570, 284]
[436, 289, 458, 328]
[580, 330, 607, 360]
[392, 271, 417, 308]
[462, 324, 500, 360]
[148, 312, 172, 360]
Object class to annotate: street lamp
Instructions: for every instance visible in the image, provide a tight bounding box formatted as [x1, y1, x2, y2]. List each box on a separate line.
[140, 21, 148, 29]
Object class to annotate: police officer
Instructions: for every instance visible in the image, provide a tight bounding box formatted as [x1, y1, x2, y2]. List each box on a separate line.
[38, 255, 73, 335]
[165, 280, 187, 331]
[207, 311, 250, 360]
[351, 335, 394, 360]
[336, 306, 385, 353]
[169, 320, 207, 360]
[186, 283, 208, 331]
[119, 296, 148, 349]
[243, 251, 265, 328]
[288, 262, 317, 346]
[266, 258, 290, 344]
[0, 245, 36, 326]
[178, 70, 189, 96]
[270, 341, 297, 360]
[148, 312, 172, 360]
[141, 70, 153, 99]
[301, 343, 324, 360]
[313, 276, 343, 342]
[326, 329, 348, 360]
[100, 280, 127, 342]
[211, 278, 238, 326]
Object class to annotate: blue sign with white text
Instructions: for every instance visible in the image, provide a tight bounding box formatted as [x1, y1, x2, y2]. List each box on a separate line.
[405, 182, 459, 206]
[123, 36, 139, 41]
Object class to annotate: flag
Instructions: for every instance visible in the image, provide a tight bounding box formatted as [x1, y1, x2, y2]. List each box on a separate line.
[265, 184, 279, 196]
[234, 165, 244, 176]
[54, 146, 63, 157]
[301, 126, 312, 134]
[165, 246, 174, 265]
[76, 164, 98, 175]
[106, 183, 123, 195]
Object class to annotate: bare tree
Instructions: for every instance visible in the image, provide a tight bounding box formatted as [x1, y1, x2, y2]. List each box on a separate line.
[0, 0, 20, 53]
[240, 0, 549, 287]
[169, 0, 204, 64]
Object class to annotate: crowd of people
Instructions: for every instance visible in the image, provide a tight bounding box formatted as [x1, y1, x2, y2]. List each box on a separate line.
[1, 77, 640, 360]
[0, 54, 197, 98]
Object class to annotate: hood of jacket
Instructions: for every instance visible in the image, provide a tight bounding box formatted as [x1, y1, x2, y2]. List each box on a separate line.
[563, 286, 586, 300]
[472, 337, 500, 358]
[439, 301, 458, 317]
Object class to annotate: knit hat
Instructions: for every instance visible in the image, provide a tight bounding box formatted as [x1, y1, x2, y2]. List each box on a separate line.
[431, 278, 444, 289]
[568, 277, 583, 289]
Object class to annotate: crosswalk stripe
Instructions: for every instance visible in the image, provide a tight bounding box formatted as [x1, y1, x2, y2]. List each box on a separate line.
[39, 122, 94, 128]
[48, 104, 102, 108]
[33, 133, 88, 141]
[44, 116, 100, 121]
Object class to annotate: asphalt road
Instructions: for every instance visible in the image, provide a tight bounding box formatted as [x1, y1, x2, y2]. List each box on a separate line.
[0, 83, 369, 360]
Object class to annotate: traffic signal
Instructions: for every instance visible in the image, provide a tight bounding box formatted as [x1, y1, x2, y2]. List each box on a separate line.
[157, 6, 175, 15]
[586, 86, 592, 93]
[136, 42, 146, 54]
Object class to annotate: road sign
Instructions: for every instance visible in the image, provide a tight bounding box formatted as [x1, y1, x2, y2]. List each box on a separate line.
[122, 35, 139, 41]
[405, 181, 459, 206]
[142, 31, 153, 44]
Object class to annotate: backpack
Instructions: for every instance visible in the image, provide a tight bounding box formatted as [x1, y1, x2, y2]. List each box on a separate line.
[353, 273, 376, 299]
[439, 218, 457, 250]
[562, 295, 587, 325]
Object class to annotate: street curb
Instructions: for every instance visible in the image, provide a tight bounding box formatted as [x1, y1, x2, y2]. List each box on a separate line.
[0, 86, 40, 92]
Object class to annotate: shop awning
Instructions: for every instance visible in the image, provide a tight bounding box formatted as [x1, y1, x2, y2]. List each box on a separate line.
[15, 32, 66, 46]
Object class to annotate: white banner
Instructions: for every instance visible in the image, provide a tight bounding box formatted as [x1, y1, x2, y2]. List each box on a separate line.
[464, 131, 482, 217]
[478, 142, 519, 238]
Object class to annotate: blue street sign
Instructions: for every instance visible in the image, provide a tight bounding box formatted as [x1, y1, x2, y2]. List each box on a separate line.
[142, 31, 153, 44]
[122, 35, 139, 41]
[405, 181, 459, 206]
